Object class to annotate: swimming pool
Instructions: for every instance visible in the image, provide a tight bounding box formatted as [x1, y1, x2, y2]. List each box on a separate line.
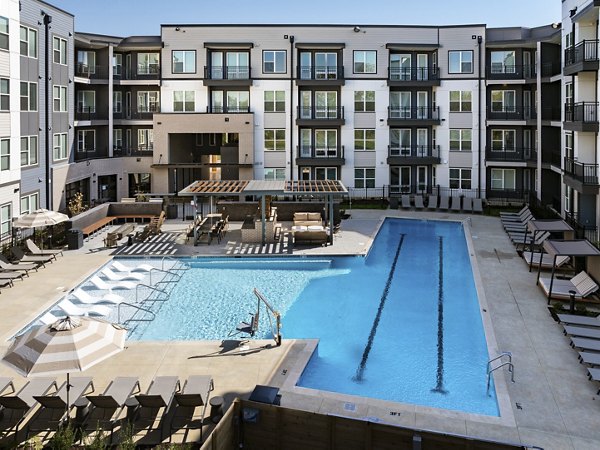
[122, 218, 498, 416]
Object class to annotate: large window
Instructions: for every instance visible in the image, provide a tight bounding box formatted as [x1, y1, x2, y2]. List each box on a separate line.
[53, 36, 67, 65]
[138, 52, 160, 75]
[315, 167, 338, 180]
[449, 129, 472, 151]
[128, 173, 151, 197]
[353, 50, 376, 74]
[263, 50, 286, 73]
[449, 91, 472, 112]
[138, 129, 153, 151]
[264, 168, 285, 181]
[77, 91, 95, 113]
[491, 129, 515, 151]
[355, 168, 375, 188]
[76, 50, 95, 74]
[264, 90, 285, 112]
[137, 91, 159, 113]
[77, 130, 95, 152]
[0, 78, 8, 111]
[20, 82, 37, 111]
[264, 129, 285, 151]
[20, 192, 39, 215]
[449, 168, 472, 189]
[354, 90, 375, 112]
[210, 51, 249, 79]
[390, 129, 411, 155]
[211, 90, 249, 113]
[0, 17, 8, 50]
[448, 50, 473, 74]
[53, 85, 67, 112]
[491, 169, 516, 190]
[1, 203, 11, 240]
[53, 133, 67, 160]
[490, 50, 515, 74]
[390, 54, 412, 80]
[20, 136, 37, 167]
[173, 90, 194, 112]
[354, 129, 375, 150]
[0, 138, 9, 170]
[172, 50, 196, 73]
[491, 90, 515, 112]
[20, 26, 37, 58]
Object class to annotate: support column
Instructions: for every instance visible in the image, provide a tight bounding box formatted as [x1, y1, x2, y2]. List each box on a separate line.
[328, 194, 334, 245]
[261, 195, 266, 246]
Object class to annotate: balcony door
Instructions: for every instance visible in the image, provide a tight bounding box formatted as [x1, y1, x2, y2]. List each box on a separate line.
[416, 129, 428, 157]
[211, 52, 224, 79]
[315, 130, 337, 157]
[417, 54, 428, 80]
[300, 129, 312, 157]
[226, 52, 249, 79]
[390, 54, 411, 80]
[417, 166, 428, 192]
[315, 52, 337, 79]
[315, 91, 337, 118]
[390, 92, 411, 118]
[300, 91, 312, 118]
[417, 91, 428, 119]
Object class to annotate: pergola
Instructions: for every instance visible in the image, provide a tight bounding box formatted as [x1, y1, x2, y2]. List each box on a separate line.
[178, 179, 348, 245]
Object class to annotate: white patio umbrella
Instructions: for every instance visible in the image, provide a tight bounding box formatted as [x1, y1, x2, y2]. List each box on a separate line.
[13, 208, 69, 228]
[1, 316, 127, 415]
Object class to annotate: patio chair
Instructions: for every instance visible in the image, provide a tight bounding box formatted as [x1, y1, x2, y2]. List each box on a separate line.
[25, 239, 63, 259]
[414, 195, 425, 210]
[101, 267, 145, 282]
[71, 287, 124, 305]
[501, 210, 533, 225]
[563, 325, 600, 340]
[401, 195, 411, 209]
[450, 196, 461, 212]
[0, 271, 25, 282]
[558, 314, 600, 327]
[90, 275, 137, 291]
[0, 277, 14, 290]
[169, 375, 214, 443]
[462, 197, 473, 213]
[0, 256, 38, 275]
[539, 271, 599, 300]
[11, 247, 53, 267]
[131, 376, 180, 441]
[522, 252, 570, 270]
[112, 260, 155, 273]
[499, 205, 529, 219]
[473, 198, 484, 214]
[426, 195, 438, 210]
[579, 352, 600, 366]
[571, 337, 600, 352]
[587, 367, 600, 395]
[58, 299, 112, 317]
[438, 196, 450, 211]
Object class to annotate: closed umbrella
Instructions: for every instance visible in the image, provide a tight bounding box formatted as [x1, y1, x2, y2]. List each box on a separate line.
[2, 316, 126, 416]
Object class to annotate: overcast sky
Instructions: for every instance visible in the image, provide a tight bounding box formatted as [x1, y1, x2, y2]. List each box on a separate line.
[48, 0, 563, 36]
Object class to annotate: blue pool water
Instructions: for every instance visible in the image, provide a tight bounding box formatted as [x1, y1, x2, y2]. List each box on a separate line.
[127, 218, 498, 416]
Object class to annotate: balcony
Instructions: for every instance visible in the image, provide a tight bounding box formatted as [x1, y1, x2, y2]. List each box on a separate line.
[133, 63, 160, 80]
[203, 66, 252, 86]
[130, 105, 160, 120]
[296, 106, 345, 125]
[563, 157, 599, 194]
[295, 145, 345, 166]
[75, 64, 108, 80]
[113, 146, 154, 157]
[387, 145, 441, 165]
[206, 106, 251, 114]
[486, 64, 536, 81]
[296, 66, 344, 86]
[387, 106, 440, 126]
[485, 147, 537, 163]
[387, 67, 440, 86]
[74, 147, 108, 162]
[75, 107, 107, 122]
[564, 40, 599, 76]
[564, 102, 599, 132]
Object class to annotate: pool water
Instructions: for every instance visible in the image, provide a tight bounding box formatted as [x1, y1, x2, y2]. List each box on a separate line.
[126, 218, 497, 416]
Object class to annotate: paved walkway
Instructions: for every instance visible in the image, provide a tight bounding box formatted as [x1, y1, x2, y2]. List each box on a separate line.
[0, 209, 599, 449]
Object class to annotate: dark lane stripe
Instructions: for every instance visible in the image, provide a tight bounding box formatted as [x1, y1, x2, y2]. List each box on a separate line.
[432, 236, 448, 394]
[354, 233, 406, 382]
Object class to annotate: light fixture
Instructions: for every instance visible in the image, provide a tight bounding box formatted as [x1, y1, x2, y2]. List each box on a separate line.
[353, 26, 361, 33]
[224, 117, 229, 122]
[551, 23, 560, 29]
[570, 8, 577, 17]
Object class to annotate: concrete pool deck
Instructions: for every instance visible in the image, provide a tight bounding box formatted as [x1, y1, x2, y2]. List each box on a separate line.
[1, 209, 599, 449]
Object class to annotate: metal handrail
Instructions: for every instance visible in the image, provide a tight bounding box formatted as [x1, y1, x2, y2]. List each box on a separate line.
[161, 255, 188, 271]
[149, 267, 183, 285]
[136, 283, 167, 302]
[487, 352, 515, 393]
[117, 302, 156, 324]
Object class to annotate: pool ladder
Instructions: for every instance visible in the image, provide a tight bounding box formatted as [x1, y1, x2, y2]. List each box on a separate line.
[117, 302, 156, 324]
[487, 352, 515, 393]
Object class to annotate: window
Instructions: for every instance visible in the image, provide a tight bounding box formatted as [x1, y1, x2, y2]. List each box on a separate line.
[565, 132, 573, 159]
[490, 50, 515, 74]
[491, 90, 515, 112]
[565, 83, 573, 104]
[264, 129, 285, 151]
[390, 54, 411, 80]
[137, 91, 159, 112]
[113, 53, 122, 77]
[491, 168, 516, 190]
[449, 129, 472, 151]
[128, 173, 151, 197]
[354, 129, 375, 150]
[53, 85, 67, 112]
[20, 82, 37, 111]
[113, 91, 122, 113]
[77, 130, 95, 152]
[299, 51, 338, 80]
[263, 50, 286, 73]
[211, 90, 248, 113]
[449, 168, 472, 189]
[264, 90, 285, 112]
[0, 138, 9, 170]
[20, 193, 39, 215]
[138, 52, 160, 75]
[315, 167, 338, 180]
[355, 168, 375, 188]
[0, 17, 8, 50]
[314, 129, 338, 157]
[53, 133, 67, 160]
[354, 50, 376, 74]
[565, 185, 571, 213]
[354, 91, 375, 112]
[390, 129, 411, 155]
[390, 91, 411, 118]
[491, 129, 515, 151]
[0, 204, 11, 240]
[173, 90, 194, 112]
[113, 129, 123, 151]
[77, 91, 95, 113]
[20, 136, 37, 167]
[53, 37, 67, 65]
[264, 168, 286, 180]
[448, 50, 473, 73]
[138, 129, 153, 151]
[20, 26, 37, 58]
[449, 91, 472, 112]
[0, 78, 8, 111]
[172, 50, 196, 73]
[210, 51, 249, 79]
[76, 50, 95, 75]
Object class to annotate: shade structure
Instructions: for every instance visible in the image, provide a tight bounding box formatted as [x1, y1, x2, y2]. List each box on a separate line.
[13, 208, 69, 229]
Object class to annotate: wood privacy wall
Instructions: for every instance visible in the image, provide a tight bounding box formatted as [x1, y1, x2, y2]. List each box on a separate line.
[201, 399, 531, 450]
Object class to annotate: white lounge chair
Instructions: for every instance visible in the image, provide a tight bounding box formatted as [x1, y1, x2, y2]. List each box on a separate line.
[539, 271, 599, 300]
[112, 261, 155, 273]
[38, 311, 64, 325]
[72, 287, 124, 305]
[90, 275, 137, 291]
[522, 252, 570, 270]
[58, 299, 111, 317]
[101, 267, 145, 282]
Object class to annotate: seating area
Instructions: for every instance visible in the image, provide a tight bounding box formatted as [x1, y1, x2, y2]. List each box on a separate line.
[291, 212, 328, 246]
[394, 194, 484, 213]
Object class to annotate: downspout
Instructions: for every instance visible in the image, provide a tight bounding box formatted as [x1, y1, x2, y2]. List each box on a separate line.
[477, 35, 482, 199]
[43, 12, 52, 209]
[289, 35, 295, 181]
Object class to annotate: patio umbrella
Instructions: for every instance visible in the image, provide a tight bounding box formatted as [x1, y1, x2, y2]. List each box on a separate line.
[13, 208, 69, 228]
[1, 316, 127, 416]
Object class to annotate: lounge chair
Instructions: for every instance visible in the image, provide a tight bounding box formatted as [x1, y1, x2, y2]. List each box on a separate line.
[522, 252, 570, 270]
[501, 211, 533, 225]
[539, 271, 599, 300]
[473, 198, 484, 214]
[0, 271, 25, 282]
[90, 275, 137, 291]
[587, 367, 600, 394]
[462, 197, 473, 213]
[58, 299, 112, 317]
[72, 287, 124, 305]
[0, 257, 37, 275]
[414, 195, 425, 210]
[401, 195, 411, 209]
[450, 196, 461, 212]
[101, 267, 145, 282]
[131, 376, 180, 440]
[0, 277, 15, 290]
[11, 247, 53, 267]
[571, 337, 600, 352]
[509, 230, 550, 246]
[563, 325, 600, 339]
[558, 314, 600, 327]
[38, 311, 63, 325]
[112, 261, 155, 273]
[427, 195, 438, 210]
[438, 196, 450, 211]
[0, 378, 57, 440]
[169, 375, 214, 443]
[25, 239, 63, 259]
[0, 377, 15, 395]
[499, 205, 529, 219]
[579, 352, 600, 366]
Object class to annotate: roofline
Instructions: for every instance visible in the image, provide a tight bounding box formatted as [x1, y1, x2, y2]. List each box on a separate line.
[36, 0, 74, 18]
[160, 23, 487, 29]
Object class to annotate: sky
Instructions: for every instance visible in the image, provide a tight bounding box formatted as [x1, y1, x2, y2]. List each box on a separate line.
[47, 0, 563, 37]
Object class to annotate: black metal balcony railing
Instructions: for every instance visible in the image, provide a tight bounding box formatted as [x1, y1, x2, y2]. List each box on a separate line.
[540, 61, 562, 77]
[297, 145, 345, 159]
[388, 145, 440, 158]
[487, 106, 524, 120]
[297, 106, 344, 120]
[486, 64, 536, 78]
[206, 106, 250, 114]
[564, 157, 600, 185]
[75, 106, 105, 121]
[485, 146, 537, 161]
[298, 66, 344, 81]
[204, 66, 250, 80]
[388, 106, 440, 121]
[388, 67, 439, 82]
[74, 147, 108, 161]
[113, 146, 154, 157]
[75, 64, 108, 79]
[564, 40, 599, 67]
[564, 102, 599, 123]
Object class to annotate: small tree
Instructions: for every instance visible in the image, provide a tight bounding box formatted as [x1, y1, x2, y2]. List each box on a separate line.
[68, 192, 87, 217]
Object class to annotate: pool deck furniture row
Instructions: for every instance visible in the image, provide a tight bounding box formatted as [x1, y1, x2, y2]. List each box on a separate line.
[396, 194, 483, 214]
